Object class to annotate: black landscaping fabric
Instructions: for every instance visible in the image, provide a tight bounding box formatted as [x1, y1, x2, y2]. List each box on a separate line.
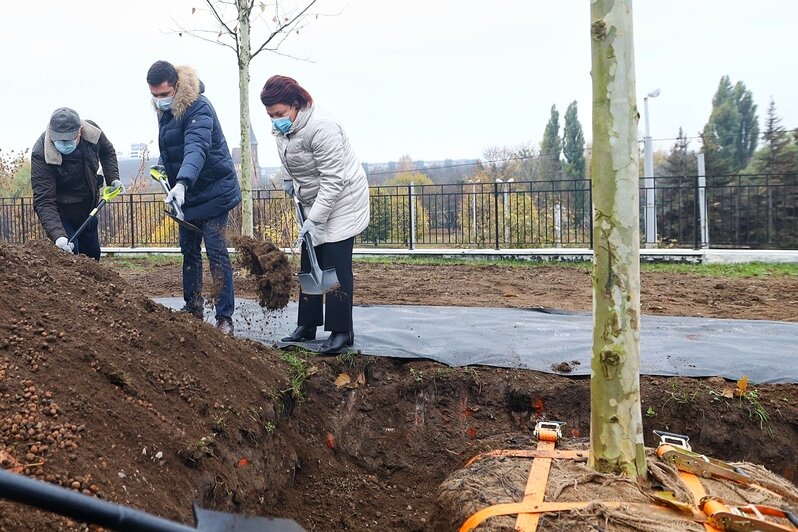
[155, 298, 798, 384]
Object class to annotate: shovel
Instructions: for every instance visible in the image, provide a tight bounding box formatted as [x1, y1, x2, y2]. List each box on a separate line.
[149, 165, 202, 233]
[0, 468, 304, 531]
[68, 183, 124, 245]
[291, 192, 340, 295]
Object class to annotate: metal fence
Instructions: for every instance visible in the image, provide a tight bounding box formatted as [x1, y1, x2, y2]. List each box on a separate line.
[1, 174, 796, 249]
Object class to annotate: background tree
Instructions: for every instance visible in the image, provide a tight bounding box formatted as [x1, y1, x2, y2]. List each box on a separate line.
[515, 143, 540, 181]
[588, 0, 646, 480]
[701, 76, 759, 176]
[742, 98, 798, 244]
[0, 149, 30, 198]
[563, 101, 588, 225]
[383, 171, 432, 245]
[178, 0, 320, 237]
[480, 146, 522, 182]
[746, 98, 798, 175]
[539, 105, 563, 181]
[653, 128, 699, 245]
[662, 127, 697, 177]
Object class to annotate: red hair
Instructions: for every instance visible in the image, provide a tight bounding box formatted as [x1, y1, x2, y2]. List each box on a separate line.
[260, 75, 313, 108]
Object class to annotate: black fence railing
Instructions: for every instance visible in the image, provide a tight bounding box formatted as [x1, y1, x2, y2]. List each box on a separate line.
[1, 174, 796, 249]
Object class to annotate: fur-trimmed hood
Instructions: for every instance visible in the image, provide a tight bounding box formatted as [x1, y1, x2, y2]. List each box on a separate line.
[153, 65, 204, 119]
[43, 120, 103, 165]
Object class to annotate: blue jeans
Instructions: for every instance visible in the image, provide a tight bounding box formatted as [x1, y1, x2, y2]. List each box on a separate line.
[60, 214, 100, 261]
[179, 211, 234, 320]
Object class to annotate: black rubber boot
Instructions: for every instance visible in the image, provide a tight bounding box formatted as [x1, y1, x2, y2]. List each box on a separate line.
[281, 325, 317, 342]
[320, 331, 354, 354]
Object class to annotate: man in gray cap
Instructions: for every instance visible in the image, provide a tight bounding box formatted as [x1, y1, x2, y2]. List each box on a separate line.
[31, 107, 123, 260]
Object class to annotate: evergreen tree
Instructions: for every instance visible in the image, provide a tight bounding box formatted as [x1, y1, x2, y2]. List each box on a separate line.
[748, 98, 798, 175]
[562, 101, 588, 225]
[563, 101, 586, 180]
[539, 105, 563, 180]
[701, 76, 758, 175]
[662, 127, 697, 177]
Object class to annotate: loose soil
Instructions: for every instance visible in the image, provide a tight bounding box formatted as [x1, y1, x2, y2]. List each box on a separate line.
[0, 241, 796, 531]
[113, 255, 798, 322]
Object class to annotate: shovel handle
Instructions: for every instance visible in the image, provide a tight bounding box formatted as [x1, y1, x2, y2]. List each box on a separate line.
[293, 195, 322, 275]
[68, 199, 106, 245]
[155, 177, 187, 221]
[0, 469, 195, 532]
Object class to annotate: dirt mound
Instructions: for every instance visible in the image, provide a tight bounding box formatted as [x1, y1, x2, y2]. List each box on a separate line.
[233, 235, 293, 310]
[0, 240, 796, 531]
[0, 240, 300, 529]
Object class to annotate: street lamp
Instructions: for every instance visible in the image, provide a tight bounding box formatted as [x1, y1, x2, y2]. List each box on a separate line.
[643, 88, 660, 247]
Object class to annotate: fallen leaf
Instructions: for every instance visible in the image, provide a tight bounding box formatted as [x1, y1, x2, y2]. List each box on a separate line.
[0, 449, 23, 473]
[325, 432, 336, 449]
[334, 373, 351, 388]
[570, 428, 581, 438]
[236, 458, 249, 468]
[735, 376, 749, 397]
[466, 427, 477, 439]
[720, 388, 734, 399]
[532, 398, 545, 412]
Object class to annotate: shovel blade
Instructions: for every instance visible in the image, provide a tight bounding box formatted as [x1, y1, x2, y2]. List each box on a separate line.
[298, 268, 340, 295]
[194, 506, 305, 531]
[164, 210, 202, 233]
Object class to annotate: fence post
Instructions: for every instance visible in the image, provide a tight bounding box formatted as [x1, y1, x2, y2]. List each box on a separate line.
[589, 181, 594, 250]
[555, 200, 563, 248]
[696, 153, 708, 248]
[408, 183, 416, 250]
[493, 181, 500, 250]
[128, 195, 136, 248]
[20, 197, 26, 244]
[693, 174, 700, 250]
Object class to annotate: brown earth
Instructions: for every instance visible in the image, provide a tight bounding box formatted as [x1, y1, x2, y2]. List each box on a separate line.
[111, 255, 798, 322]
[0, 241, 796, 531]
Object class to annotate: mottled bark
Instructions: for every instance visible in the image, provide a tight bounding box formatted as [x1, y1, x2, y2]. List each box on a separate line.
[237, 0, 254, 237]
[588, 0, 647, 480]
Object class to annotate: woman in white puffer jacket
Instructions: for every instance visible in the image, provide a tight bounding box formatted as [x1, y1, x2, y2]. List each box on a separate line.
[260, 75, 370, 354]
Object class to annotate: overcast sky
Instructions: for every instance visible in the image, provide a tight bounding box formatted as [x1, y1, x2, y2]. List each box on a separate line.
[3, 1, 797, 168]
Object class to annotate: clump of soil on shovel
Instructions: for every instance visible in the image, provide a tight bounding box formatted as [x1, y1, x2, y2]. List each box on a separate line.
[233, 235, 292, 310]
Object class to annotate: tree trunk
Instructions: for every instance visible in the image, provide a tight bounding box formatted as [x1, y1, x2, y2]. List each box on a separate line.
[588, 0, 647, 480]
[237, 0, 254, 236]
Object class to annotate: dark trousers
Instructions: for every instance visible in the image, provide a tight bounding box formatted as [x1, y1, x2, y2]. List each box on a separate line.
[179, 211, 235, 320]
[297, 237, 355, 333]
[60, 214, 100, 261]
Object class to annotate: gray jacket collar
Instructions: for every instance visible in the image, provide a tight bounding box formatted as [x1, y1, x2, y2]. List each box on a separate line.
[43, 120, 102, 165]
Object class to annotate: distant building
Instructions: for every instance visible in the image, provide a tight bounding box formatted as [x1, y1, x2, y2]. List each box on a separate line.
[232, 123, 262, 188]
[129, 143, 148, 160]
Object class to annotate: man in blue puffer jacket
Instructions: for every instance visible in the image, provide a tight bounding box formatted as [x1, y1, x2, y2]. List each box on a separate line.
[146, 60, 241, 336]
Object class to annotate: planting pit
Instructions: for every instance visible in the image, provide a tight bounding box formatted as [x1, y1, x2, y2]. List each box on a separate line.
[0, 240, 795, 530]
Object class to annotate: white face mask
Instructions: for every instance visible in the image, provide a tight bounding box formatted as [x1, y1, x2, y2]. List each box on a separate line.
[154, 96, 173, 112]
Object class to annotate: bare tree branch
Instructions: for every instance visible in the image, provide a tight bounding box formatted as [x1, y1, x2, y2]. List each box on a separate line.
[181, 31, 239, 53]
[251, 0, 318, 59]
[204, 0, 240, 55]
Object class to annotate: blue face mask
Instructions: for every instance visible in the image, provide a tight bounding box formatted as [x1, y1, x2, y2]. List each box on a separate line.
[154, 96, 173, 112]
[54, 139, 78, 155]
[272, 116, 292, 134]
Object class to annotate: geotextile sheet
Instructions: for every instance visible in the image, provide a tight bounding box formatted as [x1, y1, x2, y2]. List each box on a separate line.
[155, 298, 798, 384]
